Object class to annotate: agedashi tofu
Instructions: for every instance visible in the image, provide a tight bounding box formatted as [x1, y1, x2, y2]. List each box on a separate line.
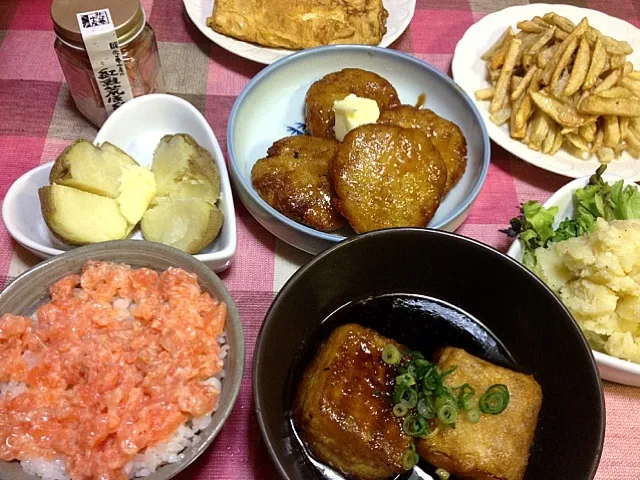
[294, 324, 413, 480]
[416, 347, 543, 480]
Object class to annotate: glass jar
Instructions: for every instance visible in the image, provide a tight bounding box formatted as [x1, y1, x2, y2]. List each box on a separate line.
[51, 0, 164, 127]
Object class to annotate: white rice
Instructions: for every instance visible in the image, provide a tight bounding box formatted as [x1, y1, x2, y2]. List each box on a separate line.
[2, 331, 228, 480]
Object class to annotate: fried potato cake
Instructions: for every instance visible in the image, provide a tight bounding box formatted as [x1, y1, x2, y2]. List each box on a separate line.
[207, 0, 387, 50]
[330, 124, 447, 233]
[251, 135, 346, 231]
[294, 323, 412, 480]
[416, 348, 543, 480]
[378, 105, 468, 193]
[305, 68, 400, 139]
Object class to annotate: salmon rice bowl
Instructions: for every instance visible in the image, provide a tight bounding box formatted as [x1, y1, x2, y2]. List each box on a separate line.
[0, 261, 229, 480]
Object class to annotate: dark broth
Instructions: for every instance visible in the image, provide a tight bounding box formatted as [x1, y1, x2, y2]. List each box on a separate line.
[286, 293, 515, 480]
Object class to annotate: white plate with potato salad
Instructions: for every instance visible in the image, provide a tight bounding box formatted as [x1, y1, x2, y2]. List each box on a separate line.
[452, 4, 640, 179]
[506, 167, 640, 386]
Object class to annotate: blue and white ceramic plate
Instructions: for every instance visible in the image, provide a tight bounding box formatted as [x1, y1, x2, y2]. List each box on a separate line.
[228, 45, 491, 254]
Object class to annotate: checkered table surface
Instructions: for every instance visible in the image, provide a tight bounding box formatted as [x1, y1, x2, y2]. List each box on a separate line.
[1, 0, 640, 478]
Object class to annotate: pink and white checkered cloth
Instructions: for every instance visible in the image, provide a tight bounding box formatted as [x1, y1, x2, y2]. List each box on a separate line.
[1, 0, 639, 478]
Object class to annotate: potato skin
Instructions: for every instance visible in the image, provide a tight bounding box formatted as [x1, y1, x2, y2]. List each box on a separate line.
[305, 68, 400, 139]
[416, 348, 543, 480]
[330, 124, 447, 233]
[378, 105, 468, 193]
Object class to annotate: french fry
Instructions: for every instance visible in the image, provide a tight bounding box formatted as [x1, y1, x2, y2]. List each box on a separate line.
[624, 62, 634, 76]
[490, 38, 522, 114]
[561, 126, 579, 135]
[538, 44, 559, 69]
[620, 117, 629, 140]
[629, 71, 640, 81]
[516, 32, 544, 66]
[510, 94, 527, 139]
[521, 119, 534, 145]
[551, 14, 576, 33]
[583, 36, 606, 90]
[620, 77, 640, 98]
[565, 132, 591, 152]
[511, 76, 522, 92]
[603, 115, 620, 147]
[596, 86, 633, 99]
[584, 27, 634, 55]
[533, 16, 553, 28]
[517, 20, 546, 33]
[554, 29, 569, 41]
[592, 127, 604, 152]
[597, 146, 615, 163]
[592, 69, 621, 95]
[564, 139, 590, 159]
[579, 122, 597, 142]
[579, 96, 640, 117]
[511, 65, 538, 101]
[542, 121, 557, 153]
[564, 37, 590, 96]
[542, 19, 588, 85]
[630, 117, 640, 135]
[489, 68, 501, 82]
[610, 55, 627, 70]
[550, 129, 565, 154]
[626, 128, 640, 152]
[529, 111, 552, 150]
[490, 106, 512, 125]
[528, 27, 556, 56]
[514, 94, 534, 135]
[490, 34, 514, 70]
[553, 69, 571, 98]
[482, 27, 515, 61]
[531, 91, 589, 127]
[475, 87, 495, 100]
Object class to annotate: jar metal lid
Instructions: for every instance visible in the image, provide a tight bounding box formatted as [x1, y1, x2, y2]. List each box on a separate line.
[51, 0, 144, 49]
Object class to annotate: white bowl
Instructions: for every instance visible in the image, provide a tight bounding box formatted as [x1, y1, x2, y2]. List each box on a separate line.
[228, 45, 491, 254]
[2, 94, 237, 272]
[506, 175, 640, 386]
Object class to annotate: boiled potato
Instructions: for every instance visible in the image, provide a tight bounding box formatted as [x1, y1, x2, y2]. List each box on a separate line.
[141, 198, 223, 254]
[141, 134, 223, 254]
[50, 140, 136, 198]
[41, 139, 156, 245]
[47, 139, 156, 225]
[39, 184, 130, 245]
[152, 134, 220, 200]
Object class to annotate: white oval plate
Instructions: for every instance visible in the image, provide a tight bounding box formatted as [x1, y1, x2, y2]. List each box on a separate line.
[506, 175, 640, 386]
[452, 3, 640, 180]
[1, 94, 237, 272]
[183, 0, 416, 65]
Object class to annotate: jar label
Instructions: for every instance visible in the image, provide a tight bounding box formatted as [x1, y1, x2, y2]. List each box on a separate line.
[76, 9, 134, 114]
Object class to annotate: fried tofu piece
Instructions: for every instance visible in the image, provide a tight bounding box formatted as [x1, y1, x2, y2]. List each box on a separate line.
[251, 136, 346, 231]
[305, 69, 400, 139]
[207, 0, 388, 50]
[330, 124, 447, 233]
[378, 105, 468, 193]
[416, 348, 543, 480]
[294, 323, 412, 480]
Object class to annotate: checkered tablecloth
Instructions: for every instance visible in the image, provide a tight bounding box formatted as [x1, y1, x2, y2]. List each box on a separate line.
[1, 0, 640, 478]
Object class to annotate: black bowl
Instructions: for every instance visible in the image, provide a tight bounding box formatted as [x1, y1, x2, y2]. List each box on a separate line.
[253, 228, 605, 480]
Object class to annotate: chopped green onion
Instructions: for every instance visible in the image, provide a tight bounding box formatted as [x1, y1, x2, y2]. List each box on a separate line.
[401, 448, 419, 470]
[403, 415, 428, 437]
[437, 403, 458, 425]
[396, 373, 416, 388]
[435, 468, 450, 480]
[419, 426, 439, 439]
[382, 344, 401, 365]
[479, 384, 510, 415]
[400, 389, 418, 409]
[407, 358, 432, 378]
[393, 403, 409, 417]
[455, 383, 475, 410]
[466, 407, 481, 424]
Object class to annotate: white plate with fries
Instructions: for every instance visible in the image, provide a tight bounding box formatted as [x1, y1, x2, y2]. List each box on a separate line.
[453, 4, 640, 179]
